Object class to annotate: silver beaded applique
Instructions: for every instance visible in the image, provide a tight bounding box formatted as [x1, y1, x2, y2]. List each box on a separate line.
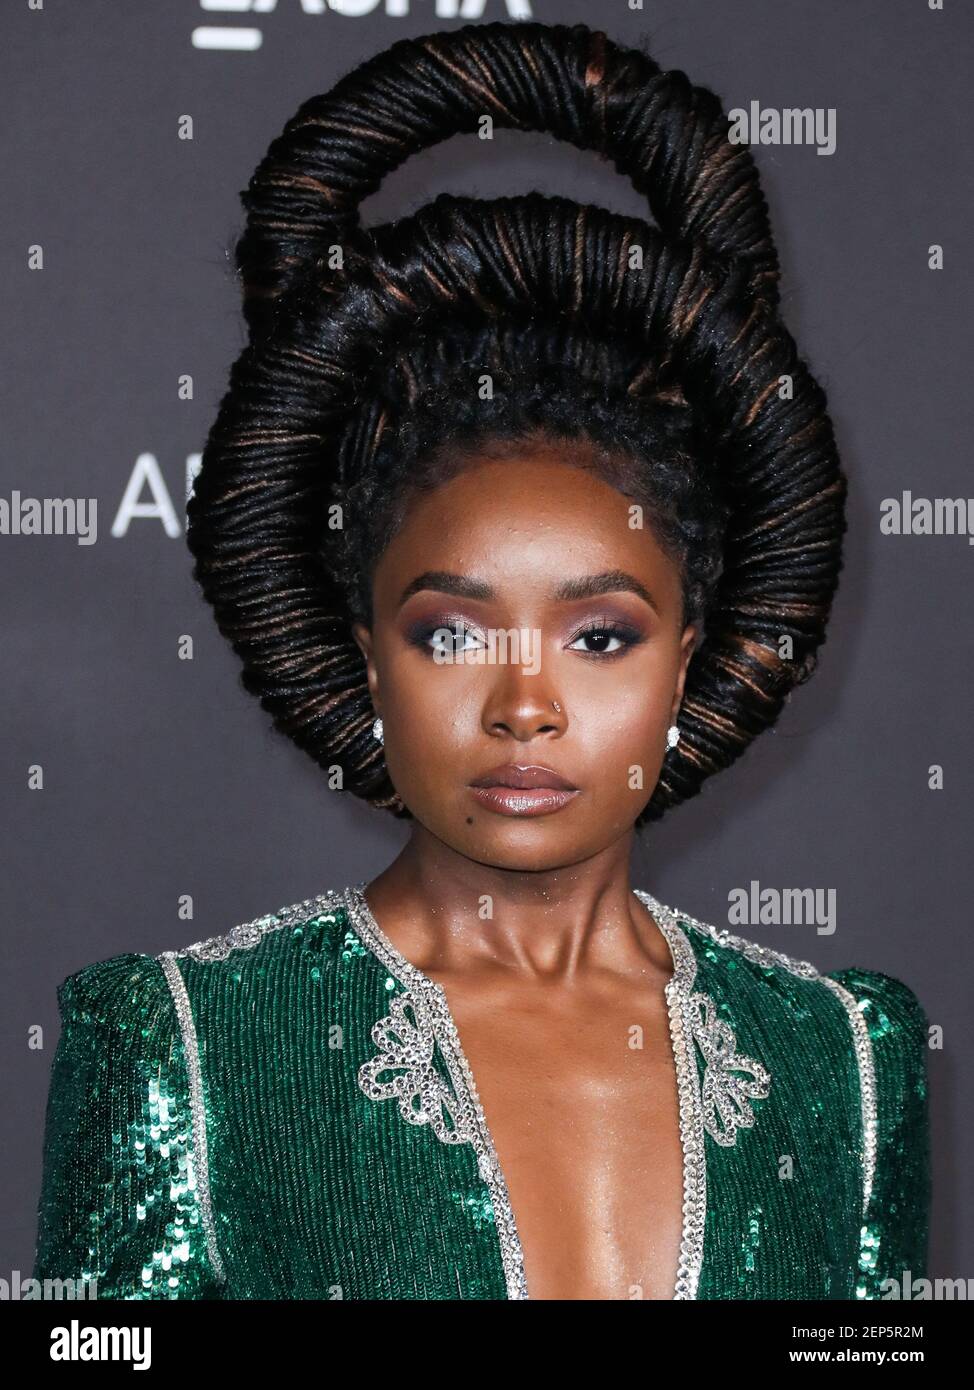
[647, 893, 821, 978]
[358, 986, 477, 1146]
[163, 888, 347, 962]
[687, 990, 771, 1145]
[156, 953, 227, 1284]
[633, 889, 710, 1299]
[342, 884, 529, 1298]
[634, 888, 770, 1296]
[819, 976, 878, 1214]
[642, 889, 877, 1218]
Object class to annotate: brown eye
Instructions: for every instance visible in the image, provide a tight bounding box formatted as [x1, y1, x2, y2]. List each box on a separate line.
[566, 622, 642, 657]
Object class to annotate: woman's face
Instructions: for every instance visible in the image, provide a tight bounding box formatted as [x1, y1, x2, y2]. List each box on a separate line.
[352, 438, 699, 872]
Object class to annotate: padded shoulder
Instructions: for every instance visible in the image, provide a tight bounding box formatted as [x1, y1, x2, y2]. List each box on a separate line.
[56, 950, 173, 1032]
[825, 965, 929, 1040]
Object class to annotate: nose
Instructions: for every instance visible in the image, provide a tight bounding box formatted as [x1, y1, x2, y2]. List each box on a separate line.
[481, 664, 568, 742]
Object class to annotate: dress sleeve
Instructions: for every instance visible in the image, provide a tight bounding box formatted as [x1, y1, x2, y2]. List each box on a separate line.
[826, 966, 932, 1298]
[32, 952, 226, 1299]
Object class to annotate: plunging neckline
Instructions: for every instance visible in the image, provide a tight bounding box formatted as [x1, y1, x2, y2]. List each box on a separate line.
[342, 881, 709, 1300]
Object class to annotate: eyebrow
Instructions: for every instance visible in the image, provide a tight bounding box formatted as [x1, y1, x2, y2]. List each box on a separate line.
[397, 569, 659, 615]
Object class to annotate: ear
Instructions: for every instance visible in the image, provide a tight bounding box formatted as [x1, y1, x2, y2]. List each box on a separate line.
[671, 623, 699, 721]
[352, 621, 381, 717]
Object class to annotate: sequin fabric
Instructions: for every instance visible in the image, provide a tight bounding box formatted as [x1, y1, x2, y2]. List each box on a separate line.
[31, 955, 223, 1298]
[32, 886, 931, 1300]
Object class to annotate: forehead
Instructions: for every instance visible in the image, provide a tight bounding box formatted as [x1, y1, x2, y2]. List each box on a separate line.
[371, 441, 684, 608]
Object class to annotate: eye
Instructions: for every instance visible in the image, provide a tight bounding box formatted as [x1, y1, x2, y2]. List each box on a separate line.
[566, 621, 642, 658]
[409, 621, 488, 657]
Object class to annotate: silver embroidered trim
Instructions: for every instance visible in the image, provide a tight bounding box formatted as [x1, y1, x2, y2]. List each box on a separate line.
[156, 953, 227, 1285]
[342, 883, 528, 1299]
[632, 890, 771, 1291]
[688, 990, 771, 1145]
[359, 987, 477, 1145]
[643, 890, 878, 1219]
[163, 889, 346, 961]
[633, 888, 708, 1300]
[819, 976, 877, 1217]
[640, 891, 822, 979]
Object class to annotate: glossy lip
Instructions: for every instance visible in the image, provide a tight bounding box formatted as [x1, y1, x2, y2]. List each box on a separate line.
[469, 763, 578, 791]
[467, 785, 580, 818]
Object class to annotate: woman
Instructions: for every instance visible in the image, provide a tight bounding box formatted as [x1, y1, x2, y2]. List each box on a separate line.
[32, 21, 930, 1301]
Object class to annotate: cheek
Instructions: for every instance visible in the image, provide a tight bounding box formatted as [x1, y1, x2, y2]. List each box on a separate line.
[569, 677, 669, 789]
[561, 638, 680, 790]
[379, 661, 475, 782]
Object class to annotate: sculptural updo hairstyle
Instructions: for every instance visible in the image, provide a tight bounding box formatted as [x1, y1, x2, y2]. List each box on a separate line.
[186, 21, 847, 826]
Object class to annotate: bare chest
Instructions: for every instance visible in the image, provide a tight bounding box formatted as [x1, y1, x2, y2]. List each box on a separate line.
[441, 983, 685, 1300]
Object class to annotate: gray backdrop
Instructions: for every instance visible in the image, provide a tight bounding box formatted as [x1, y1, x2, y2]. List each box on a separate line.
[2, 0, 970, 1289]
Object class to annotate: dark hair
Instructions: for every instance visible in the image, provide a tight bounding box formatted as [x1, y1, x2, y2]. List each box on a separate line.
[327, 306, 729, 635]
[186, 21, 847, 827]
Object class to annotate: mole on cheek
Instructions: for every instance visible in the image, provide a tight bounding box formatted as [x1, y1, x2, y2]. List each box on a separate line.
[466, 816, 474, 825]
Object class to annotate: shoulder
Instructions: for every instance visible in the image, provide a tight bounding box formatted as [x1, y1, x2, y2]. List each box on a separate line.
[825, 967, 931, 1222]
[823, 965, 929, 1039]
[48, 952, 183, 1083]
[155, 885, 350, 969]
[637, 888, 928, 1039]
[637, 887, 823, 983]
[823, 967, 931, 1102]
[55, 950, 173, 1032]
[53, 887, 351, 1024]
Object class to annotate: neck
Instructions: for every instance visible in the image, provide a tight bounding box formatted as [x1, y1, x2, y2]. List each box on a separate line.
[360, 825, 672, 986]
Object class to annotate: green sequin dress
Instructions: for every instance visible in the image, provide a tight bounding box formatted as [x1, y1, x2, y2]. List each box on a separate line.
[31, 884, 931, 1300]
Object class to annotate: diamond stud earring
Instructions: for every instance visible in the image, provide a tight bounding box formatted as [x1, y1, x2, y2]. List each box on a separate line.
[666, 723, 680, 749]
[372, 717, 384, 744]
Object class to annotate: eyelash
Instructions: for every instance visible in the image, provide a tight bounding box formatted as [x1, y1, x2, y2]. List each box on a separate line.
[405, 618, 645, 661]
[567, 619, 644, 660]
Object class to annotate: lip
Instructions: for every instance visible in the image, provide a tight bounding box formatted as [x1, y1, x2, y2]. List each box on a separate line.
[467, 763, 580, 818]
[467, 785, 580, 818]
[470, 763, 578, 791]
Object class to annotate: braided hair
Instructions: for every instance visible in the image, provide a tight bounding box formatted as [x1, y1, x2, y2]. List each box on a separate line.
[186, 21, 847, 827]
